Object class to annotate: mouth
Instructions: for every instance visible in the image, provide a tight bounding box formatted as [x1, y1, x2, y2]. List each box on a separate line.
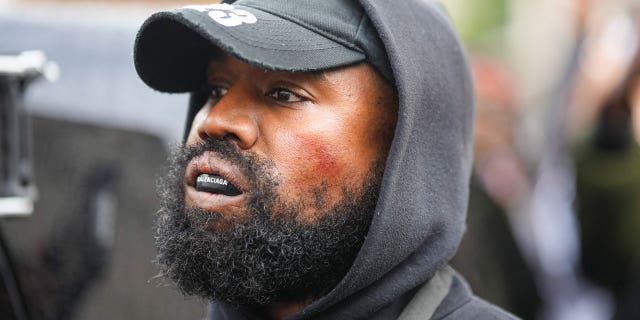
[184, 152, 248, 211]
[196, 173, 241, 196]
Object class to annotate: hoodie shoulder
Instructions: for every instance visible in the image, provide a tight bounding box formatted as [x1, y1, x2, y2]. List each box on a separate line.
[437, 297, 519, 320]
[432, 272, 520, 320]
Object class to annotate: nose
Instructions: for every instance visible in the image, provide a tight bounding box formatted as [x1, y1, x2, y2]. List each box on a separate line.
[196, 88, 259, 150]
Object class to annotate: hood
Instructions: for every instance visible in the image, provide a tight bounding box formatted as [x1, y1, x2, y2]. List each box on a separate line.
[179, 0, 474, 318]
[295, 1, 474, 318]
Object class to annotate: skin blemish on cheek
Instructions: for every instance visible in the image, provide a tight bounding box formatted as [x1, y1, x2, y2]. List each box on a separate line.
[277, 130, 342, 183]
[309, 142, 339, 173]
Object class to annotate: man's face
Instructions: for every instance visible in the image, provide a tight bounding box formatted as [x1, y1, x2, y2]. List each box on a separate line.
[186, 54, 397, 223]
[155, 53, 397, 305]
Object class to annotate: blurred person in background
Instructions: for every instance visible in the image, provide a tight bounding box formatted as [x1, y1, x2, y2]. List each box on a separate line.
[448, 1, 640, 319]
[569, 4, 640, 318]
[452, 55, 541, 319]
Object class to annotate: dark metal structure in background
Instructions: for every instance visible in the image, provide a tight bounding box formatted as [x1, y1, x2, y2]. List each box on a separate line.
[0, 14, 204, 319]
[0, 50, 57, 320]
[0, 51, 57, 217]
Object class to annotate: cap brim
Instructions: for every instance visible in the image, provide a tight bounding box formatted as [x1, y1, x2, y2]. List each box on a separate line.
[134, 5, 366, 93]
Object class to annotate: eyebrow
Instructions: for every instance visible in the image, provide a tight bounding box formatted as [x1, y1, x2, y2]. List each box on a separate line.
[304, 69, 328, 81]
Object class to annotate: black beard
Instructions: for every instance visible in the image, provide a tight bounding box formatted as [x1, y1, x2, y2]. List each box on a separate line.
[155, 139, 383, 307]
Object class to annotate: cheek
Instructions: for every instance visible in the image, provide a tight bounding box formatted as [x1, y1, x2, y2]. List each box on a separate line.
[185, 105, 210, 144]
[308, 141, 340, 174]
[276, 130, 344, 185]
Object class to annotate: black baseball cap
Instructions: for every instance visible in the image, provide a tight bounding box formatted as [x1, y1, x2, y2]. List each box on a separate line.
[134, 0, 392, 93]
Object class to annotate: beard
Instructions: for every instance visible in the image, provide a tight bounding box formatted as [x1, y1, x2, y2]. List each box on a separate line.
[155, 139, 384, 307]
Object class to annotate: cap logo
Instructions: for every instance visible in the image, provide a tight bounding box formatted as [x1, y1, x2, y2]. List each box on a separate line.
[183, 4, 257, 27]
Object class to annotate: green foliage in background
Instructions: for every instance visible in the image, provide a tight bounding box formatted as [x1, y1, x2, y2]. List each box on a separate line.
[443, 0, 508, 53]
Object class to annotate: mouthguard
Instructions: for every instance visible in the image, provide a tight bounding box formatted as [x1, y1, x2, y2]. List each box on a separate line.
[196, 174, 241, 196]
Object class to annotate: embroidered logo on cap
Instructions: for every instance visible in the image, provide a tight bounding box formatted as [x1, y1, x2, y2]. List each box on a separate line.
[183, 4, 257, 27]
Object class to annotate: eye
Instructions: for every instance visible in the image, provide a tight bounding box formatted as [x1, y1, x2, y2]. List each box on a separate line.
[266, 87, 305, 103]
[210, 86, 228, 100]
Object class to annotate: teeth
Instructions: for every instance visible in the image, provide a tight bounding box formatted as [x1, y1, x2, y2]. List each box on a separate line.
[196, 174, 241, 196]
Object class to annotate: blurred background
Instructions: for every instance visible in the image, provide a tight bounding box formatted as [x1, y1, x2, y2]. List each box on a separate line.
[0, 0, 639, 319]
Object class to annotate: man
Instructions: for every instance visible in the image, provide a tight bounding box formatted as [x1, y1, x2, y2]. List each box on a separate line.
[134, 0, 517, 319]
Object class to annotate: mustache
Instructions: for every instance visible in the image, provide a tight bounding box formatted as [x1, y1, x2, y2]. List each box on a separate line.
[159, 138, 259, 209]
[176, 138, 279, 191]
[180, 139, 253, 177]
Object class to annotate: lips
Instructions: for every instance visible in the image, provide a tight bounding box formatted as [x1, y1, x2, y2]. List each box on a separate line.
[196, 173, 241, 196]
[184, 151, 248, 211]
